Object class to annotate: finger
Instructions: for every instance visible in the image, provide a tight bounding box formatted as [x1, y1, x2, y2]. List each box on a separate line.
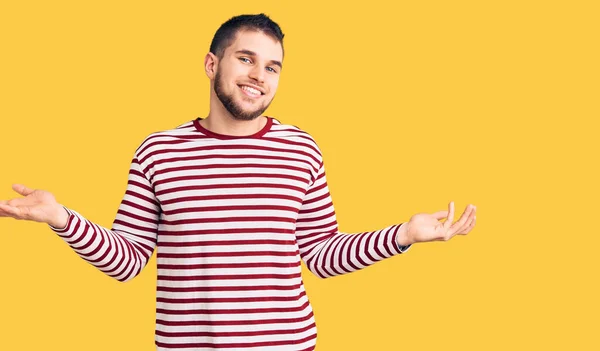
[12, 184, 35, 197]
[0, 204, 11, 217]
[456, 212, 474, 235]
[466, 215, 476, 232]
[443, 201, 455, 230]
[456, 211, 475, 234]
[449, 205, 474, 235]
[0, 204, 22, 219]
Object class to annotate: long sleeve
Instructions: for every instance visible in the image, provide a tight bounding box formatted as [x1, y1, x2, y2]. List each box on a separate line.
[48, 156, 160, 282]
[295, 161, 411, 279]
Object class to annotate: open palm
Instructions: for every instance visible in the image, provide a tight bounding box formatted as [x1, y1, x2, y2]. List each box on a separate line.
[0, 184, 61, 224]
[403, 202, 477, 243]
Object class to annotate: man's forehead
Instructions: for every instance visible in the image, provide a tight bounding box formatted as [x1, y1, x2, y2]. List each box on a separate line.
[227, 30, 283, 60]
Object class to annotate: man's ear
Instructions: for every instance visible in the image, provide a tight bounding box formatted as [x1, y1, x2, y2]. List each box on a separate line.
[204, 52, 218, 79]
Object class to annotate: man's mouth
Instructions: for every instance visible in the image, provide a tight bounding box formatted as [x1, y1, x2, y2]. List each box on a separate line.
[238, 84, 264, 98]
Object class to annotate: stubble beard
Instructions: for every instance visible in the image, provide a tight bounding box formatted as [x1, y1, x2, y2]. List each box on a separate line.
[214, 70, 273, 121]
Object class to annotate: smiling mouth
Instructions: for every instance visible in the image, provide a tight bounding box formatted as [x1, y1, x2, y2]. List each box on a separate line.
[238, 84, 264, 98]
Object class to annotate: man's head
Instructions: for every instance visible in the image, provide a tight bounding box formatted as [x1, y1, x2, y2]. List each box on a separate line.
[205, 14, 284, 121]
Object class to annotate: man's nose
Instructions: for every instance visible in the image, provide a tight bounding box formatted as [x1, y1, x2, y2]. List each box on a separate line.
[249, 65, 265, 82]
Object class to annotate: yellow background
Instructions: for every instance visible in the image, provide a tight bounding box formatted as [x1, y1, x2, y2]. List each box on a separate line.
[1, 1, 598, 350]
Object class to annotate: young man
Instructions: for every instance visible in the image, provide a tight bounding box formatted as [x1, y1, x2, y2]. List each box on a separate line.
[0, 13, 476, 351]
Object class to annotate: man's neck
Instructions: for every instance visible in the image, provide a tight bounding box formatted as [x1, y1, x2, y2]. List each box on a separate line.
[200, 112, 267, 137]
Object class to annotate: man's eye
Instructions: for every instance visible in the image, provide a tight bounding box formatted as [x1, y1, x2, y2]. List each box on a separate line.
[240, 57, 251, 63]
[266, 67, 277, 73]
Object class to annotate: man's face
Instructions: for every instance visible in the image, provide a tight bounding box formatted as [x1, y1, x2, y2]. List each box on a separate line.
[212, 30, 283, 121]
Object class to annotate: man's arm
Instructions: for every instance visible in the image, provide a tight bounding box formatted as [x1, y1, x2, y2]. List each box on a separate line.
[295, 160, 411, 279]
[22, 153, 160, 282]
[1, 153, 160, 282]
[48, 155, 160, 282]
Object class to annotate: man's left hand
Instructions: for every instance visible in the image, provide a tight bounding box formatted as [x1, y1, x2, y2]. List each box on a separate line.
[397, 202, 477, 246]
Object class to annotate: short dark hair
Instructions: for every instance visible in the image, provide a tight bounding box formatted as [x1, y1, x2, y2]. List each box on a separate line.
[209, 14, 285, 60]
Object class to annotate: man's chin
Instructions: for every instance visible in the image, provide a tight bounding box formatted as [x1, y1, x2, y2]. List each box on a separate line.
[231, 115, 255, 121]
[229, 110, 264, 121]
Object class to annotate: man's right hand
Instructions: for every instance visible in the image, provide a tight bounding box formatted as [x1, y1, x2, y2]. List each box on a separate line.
[0, 184, 69, 229]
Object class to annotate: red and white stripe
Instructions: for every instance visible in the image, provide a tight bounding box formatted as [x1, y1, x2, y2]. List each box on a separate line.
[50, 117, 410, 350]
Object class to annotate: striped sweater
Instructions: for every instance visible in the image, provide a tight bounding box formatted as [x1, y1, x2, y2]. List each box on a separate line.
[49, 116, 411, 350]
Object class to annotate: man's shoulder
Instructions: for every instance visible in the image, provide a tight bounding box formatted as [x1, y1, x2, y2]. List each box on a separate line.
[269, 117, 324, 175]
[269, 117, 320, 148]
[132, 118, 198, 159]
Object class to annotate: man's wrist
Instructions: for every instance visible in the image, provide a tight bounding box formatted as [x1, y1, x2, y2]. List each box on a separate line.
[48, 205, 69, 230]
[396, 222, 413, 247]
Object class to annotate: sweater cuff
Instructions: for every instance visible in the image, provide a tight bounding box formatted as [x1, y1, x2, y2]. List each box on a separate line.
[397, 242, 412, 253]
[394, 223, 412, 254]
[48, 206, 81, 239]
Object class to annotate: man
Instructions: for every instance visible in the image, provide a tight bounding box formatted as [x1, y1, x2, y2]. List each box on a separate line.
[0, 13, 476, 351]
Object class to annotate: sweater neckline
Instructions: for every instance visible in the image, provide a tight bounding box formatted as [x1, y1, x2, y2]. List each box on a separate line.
[193, 116, 273, 140]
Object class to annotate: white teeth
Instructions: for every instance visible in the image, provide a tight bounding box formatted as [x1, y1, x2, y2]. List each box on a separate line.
[241, 85, 261, 95]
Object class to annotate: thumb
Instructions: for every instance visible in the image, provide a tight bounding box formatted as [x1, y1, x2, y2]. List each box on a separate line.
[12, 184, 36, 197]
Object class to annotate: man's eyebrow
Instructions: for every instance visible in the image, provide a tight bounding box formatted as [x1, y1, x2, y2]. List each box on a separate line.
[235, 49, 282, 69]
